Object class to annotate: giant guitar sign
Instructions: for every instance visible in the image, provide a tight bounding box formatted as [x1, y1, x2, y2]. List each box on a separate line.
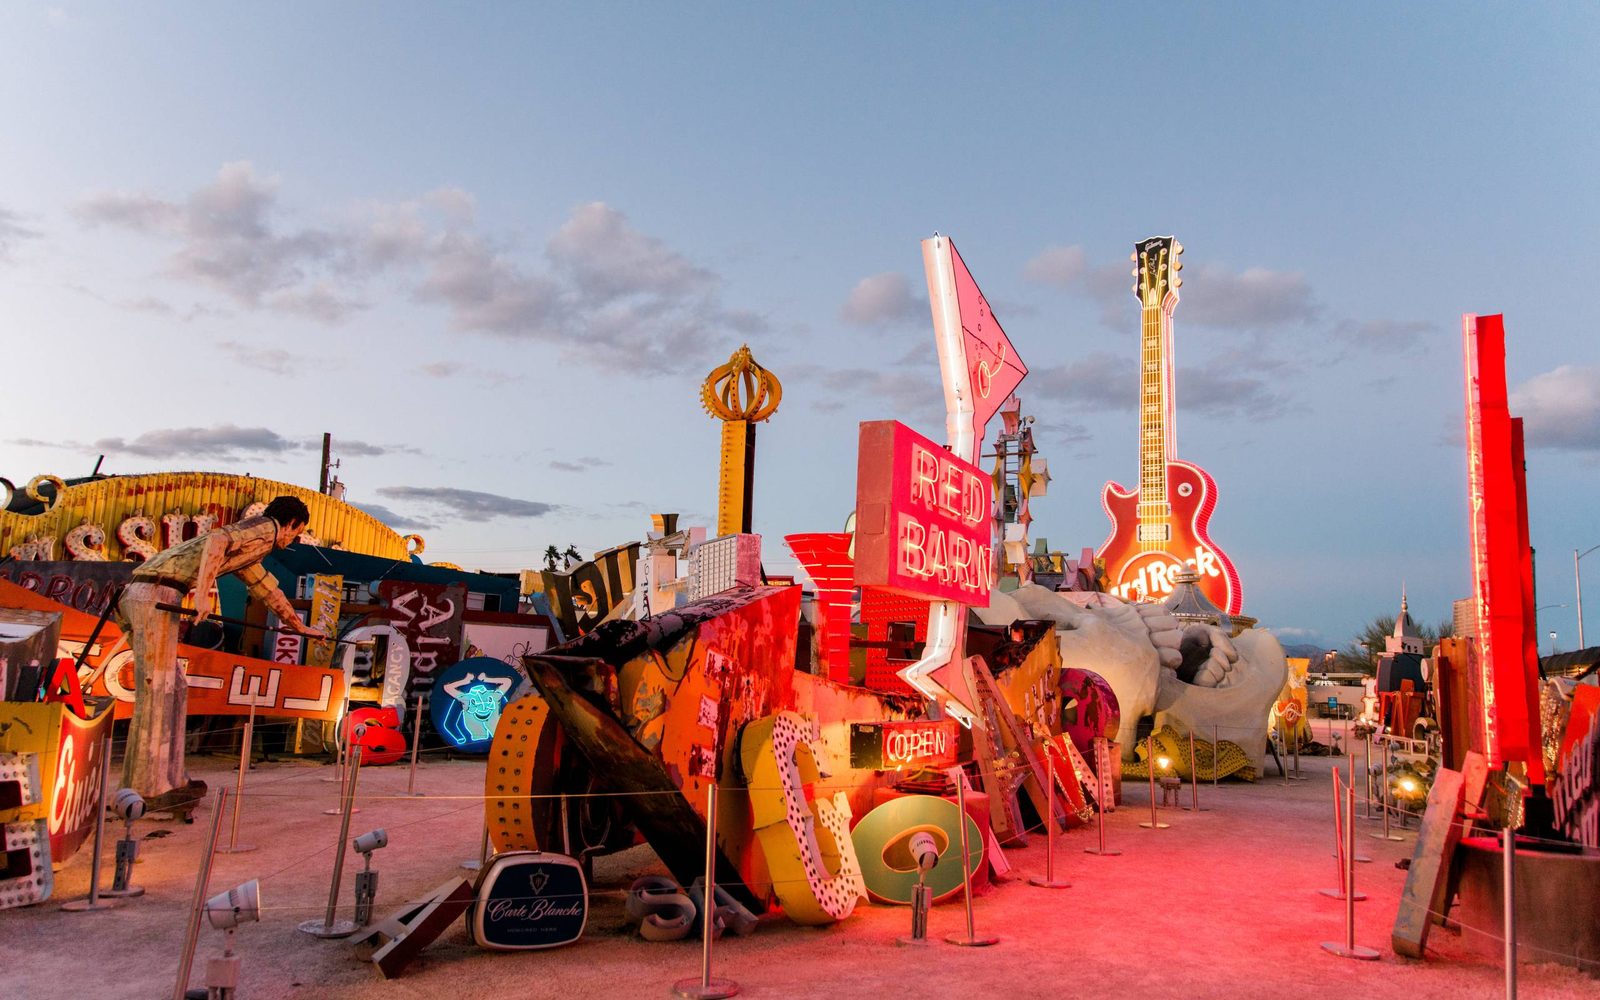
[1097, 236, 1243, 615]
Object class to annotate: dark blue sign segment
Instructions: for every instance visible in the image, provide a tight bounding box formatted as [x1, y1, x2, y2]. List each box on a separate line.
[470, 851, 588, 950]
[428, 657, 526, 752]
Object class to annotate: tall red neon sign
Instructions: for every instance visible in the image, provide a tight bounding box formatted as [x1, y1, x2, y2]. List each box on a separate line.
[854, 420, 992, 607]
[1462, 313, 1536, 770]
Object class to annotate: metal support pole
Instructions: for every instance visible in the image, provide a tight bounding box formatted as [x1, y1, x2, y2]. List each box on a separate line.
[1503, 827, 1517, 999]
[173, 787, 228, 1000]
[1185, 731, 1205, 811]
[61, 735, 118, 911]
[1576, 548, 1585, 652]
[1140, 735, 1168, 829]
[1321, 770, 1379, 960]
[672, 782, 739, 997]
[324, 730, 361, 816]
[1320, 769, 1365, 901]
[1373, 740, 1403, 841]
[1030, 752, 1069, 888]
[1282, 720, 1291, 787]
[945, 777, 999, 946]
[402, 697, 425, 796]
[1346, 746, 1370, 863]
[300, 747, 363, 938]
[323, 689, 351, 782]
[218, 702, 257, 853]
[1085, 740, 1121, 857]
[1292, 721, 1303, 779]
[1212, 725, 1219, 790]
[1363, 732, 1373, 820]
[463, 818, 489, 871]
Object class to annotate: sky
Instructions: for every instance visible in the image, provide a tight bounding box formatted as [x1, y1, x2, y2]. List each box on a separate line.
[1, 3, 1597, 651]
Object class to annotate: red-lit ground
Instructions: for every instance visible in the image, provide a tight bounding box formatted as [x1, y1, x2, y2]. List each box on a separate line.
[6, 730, 1593, 1000]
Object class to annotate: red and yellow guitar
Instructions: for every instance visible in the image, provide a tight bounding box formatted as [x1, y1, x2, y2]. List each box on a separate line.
[1096, 236, 1243, 614]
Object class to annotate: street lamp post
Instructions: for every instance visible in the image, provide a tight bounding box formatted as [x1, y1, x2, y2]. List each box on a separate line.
[1535, 604, 1566, 659]
[1576, 545, 1600, 650]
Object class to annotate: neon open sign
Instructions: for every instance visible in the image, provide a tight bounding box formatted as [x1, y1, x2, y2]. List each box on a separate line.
[854, 420, 992, 606]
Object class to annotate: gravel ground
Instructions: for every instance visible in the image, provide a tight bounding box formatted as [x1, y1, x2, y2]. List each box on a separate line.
[5, 732, 1594, 1000]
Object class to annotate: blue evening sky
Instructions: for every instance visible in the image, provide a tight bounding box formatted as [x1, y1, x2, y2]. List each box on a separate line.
[2, 3, 1596, 650]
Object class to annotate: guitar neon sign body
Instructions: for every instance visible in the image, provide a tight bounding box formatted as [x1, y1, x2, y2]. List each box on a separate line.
[1096, 236, 1243, 615]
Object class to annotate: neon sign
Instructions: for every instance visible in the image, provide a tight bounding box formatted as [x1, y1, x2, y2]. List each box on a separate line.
[429, 657, 526, 752]
[1108, 544, 1226, 603]
[849, 719, 960, 770]
[947, 240, 1028, 447]
[854, 420, 992, 606]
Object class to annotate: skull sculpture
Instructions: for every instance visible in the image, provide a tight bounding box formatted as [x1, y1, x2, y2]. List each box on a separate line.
[976, 583, 1287, 774]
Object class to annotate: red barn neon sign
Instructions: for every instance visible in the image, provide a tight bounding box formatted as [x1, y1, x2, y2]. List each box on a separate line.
[854, 420, 992, 606]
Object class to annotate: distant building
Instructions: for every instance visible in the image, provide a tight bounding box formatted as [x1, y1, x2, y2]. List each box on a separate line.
[1453, 597, 1477, 639]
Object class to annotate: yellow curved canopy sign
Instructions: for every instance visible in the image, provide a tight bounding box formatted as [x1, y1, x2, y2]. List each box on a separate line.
[1, 472, 415, 562]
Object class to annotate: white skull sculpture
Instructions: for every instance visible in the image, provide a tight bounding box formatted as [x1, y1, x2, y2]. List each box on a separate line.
[976, 583, 1287, 775]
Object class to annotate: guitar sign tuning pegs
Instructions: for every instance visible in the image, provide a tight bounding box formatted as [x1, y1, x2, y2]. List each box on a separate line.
[1174, 241, 1184, 255]
[1173, 278, 1182, 289]
[1173, 260, 1183, 272]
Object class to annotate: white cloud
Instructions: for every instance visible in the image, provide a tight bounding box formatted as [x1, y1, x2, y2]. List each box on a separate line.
[0, 207, 41, 263]
[547, 201, 710, 303]
[1179, 264, 1319, 330]
[75, 167, 761, 374]
[92, 425, 300, 460]
[839, 272, 925, 327]
[1022, 245, 1086, 287]
[217, 340, 300, 376]
[375, 486, 563, 522]
[1510, 364, 1600, 453]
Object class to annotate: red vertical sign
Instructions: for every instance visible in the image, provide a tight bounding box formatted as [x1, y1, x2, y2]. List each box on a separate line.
[1462, 314, 1533, 768]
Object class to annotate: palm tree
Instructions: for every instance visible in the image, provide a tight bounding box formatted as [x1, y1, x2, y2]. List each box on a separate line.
[542, 545, 561, 571]
[562, 544, 582, 569]
[1334, 614, 1453, 674]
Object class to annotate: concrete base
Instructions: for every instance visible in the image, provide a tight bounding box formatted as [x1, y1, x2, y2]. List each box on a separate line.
[1454, 835, 1600, 976]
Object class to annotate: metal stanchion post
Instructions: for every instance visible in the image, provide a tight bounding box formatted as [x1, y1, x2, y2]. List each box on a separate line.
[402, 697, 426, 796]
[218, 701, 258, 853]
[61, 735, 118, 912]
[300, 747, 364, 938]
[1346, 746, 1370, 863]
[945, 777, 999, 946]
[1373, 740, 1403, 841]
[1281, 721, 1291, 787]
[1184, 731, 1206, 811]
[1362, 730, 1373, 819]
[1291, 720, 1304, 780]
[1212, 725, 1220, 790]
[1503, 827, 1517, 999]
[1030, 752, 1070, 888]
[463, 818, 489, 872]
[324, 727, 362, 816]
[672, 782, 739, 997]
[1319, 769, 1365, 901]
[1085, 739, 1121, 857]
[323, 690, 350, 782]
[1321, 770, 1379, 960]
[173, 787, 228, 1000]
[1140, 735, 1169, 830]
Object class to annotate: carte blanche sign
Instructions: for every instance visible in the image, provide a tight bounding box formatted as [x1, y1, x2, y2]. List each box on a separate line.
[854, 420, 991, 606]
[469, 851, 588, 950]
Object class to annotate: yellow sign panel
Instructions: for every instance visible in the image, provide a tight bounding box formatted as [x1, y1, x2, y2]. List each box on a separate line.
[1, 472, 415, 562]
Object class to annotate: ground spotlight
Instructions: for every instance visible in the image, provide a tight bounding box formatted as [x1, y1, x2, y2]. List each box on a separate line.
[195, 880, 261, 1000]
[352, 828, 387, 927]
[104, 789, 147, 899]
